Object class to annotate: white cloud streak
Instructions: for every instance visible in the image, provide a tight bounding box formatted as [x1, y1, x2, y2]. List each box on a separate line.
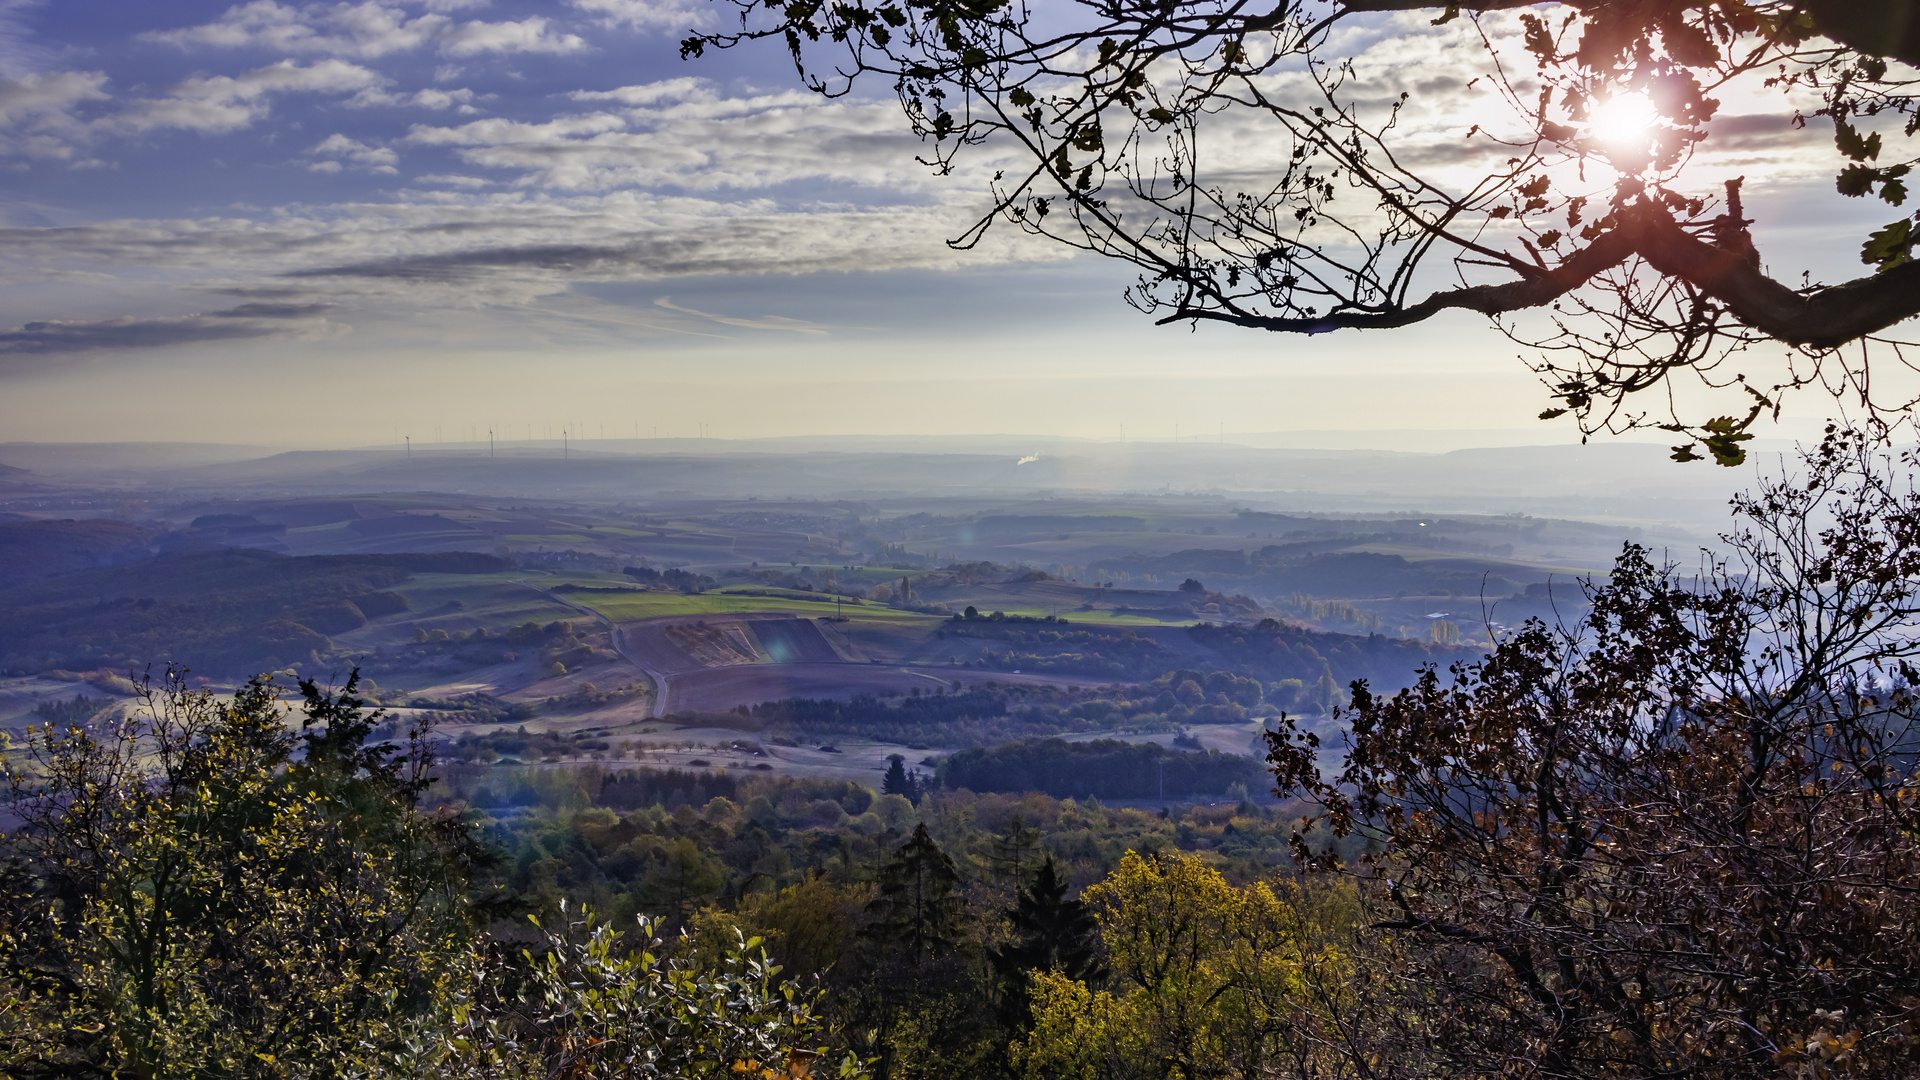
[567, 0, 711, 33]
[106, 59, 385, 134]
[0, 59, 408, 163]
[348, 83, 482, 111]
[0, 70, 109, 160]
[410, 77, 945, 192]
[0, 0, 53, 80]
[307, 132, 399, 172]
[144, 1, 587, 58]
[653, 295, 829, 333]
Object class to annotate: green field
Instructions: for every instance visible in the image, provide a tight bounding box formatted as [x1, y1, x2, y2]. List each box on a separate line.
[552, 583, 1190, 629]
[980, 607, 1201, 627]
[558, 586, 941, 628]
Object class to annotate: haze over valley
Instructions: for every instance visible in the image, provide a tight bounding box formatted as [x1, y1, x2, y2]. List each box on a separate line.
[0, 432, 1757, 790]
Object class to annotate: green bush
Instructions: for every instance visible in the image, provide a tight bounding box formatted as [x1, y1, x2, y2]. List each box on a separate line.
[1, 668, 473, 1079]
[440, 906, 870, 1080]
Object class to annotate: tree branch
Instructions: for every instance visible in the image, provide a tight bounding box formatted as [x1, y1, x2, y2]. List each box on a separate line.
[1330, 0, 1920, 69]
[1165, 200, 1920, 348]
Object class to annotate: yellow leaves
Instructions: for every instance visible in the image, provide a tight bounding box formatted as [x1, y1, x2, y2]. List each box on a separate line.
[1012, 970, 1125, 1080]
[1088, 849, 1314, 981]
[1026, 850, 1345, 1080]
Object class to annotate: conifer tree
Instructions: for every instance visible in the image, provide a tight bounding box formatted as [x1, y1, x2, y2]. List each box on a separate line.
[863, 823, 966, 964]
[992, 856, 1105, 1028]
[881, 753, 921, 805]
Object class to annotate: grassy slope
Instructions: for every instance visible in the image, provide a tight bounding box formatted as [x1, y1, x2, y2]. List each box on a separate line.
[560, 587, 937, 628]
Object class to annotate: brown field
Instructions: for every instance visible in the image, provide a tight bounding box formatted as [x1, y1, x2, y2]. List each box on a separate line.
[612, 613, 1091, 717]
[662, 621, 764, 666]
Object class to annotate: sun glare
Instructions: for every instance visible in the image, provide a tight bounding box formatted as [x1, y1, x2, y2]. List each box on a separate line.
[1587, 92, 1659, 146]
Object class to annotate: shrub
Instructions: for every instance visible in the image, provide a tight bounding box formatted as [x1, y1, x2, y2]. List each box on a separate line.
[440, 906, 869, 1080]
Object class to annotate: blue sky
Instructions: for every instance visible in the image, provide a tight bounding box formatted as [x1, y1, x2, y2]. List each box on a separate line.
[0, 0, 1874, 447]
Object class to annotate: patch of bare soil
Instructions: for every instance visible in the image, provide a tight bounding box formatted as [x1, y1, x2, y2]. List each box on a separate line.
[664, 621, 764, 666]
[749, 617, 842, 663]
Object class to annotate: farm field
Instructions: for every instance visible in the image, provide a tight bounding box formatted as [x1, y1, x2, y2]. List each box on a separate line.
[0, 452, 1701, 792]
[556, 587, 885, 623]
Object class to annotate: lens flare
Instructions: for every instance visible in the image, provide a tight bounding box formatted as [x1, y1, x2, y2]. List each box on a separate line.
[1587, 92, 1659, 146]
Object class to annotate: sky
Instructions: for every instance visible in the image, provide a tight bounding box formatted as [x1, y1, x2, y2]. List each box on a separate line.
[0, 0, 1884, 448]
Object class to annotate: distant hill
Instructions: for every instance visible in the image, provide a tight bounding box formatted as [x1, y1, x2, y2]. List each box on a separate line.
[947, 615, 1480, 692]
[0, 548, 509, 677]
[0, 519, 155, 590]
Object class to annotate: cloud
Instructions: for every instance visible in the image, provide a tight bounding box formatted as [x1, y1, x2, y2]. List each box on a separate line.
[306, 132, 398, 172]
[653, 295, 828, 333]
[568, 0, 710, 32]
[436, 15, 583, 55]
[257, 198, 1051, 295]
[568, 77, 706, 107]
[0, 73, 1055, 351]
[144, 1, 586, 59]
[0, 183, 1058, 338]
[348, 83, 481, 111]
[0, 0, 54, 80]
[412, 173, 491, 187]
[0, 70, 109, 160]
[0, 60, 382, 161]
[408, 86, 478, 110]
[0, 302, 336, 356]
[408, 79, 940, 192]
[109, 59, 384, 136]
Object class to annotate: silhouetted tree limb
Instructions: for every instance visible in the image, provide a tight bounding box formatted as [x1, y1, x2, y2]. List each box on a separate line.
[689, 0, 1920, 463]
[1169, 194, 1920, 346]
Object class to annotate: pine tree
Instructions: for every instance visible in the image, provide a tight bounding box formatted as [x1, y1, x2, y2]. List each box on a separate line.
[882, 753, 921, 804]
[992, 856, 1105, 994]
[863, 823, 967, 964]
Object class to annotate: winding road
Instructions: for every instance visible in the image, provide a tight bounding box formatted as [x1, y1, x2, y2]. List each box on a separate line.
[521, 580, 676, 718]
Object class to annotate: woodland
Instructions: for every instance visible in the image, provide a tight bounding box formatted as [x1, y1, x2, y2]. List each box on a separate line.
[6, 425, 1920, 1080]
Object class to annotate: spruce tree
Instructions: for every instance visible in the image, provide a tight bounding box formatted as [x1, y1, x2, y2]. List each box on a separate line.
[863, 823, 966, 964]
[991, 856, 1105, 1029]
[882, 753, 921, 804]
[994, 857, 1103, 980]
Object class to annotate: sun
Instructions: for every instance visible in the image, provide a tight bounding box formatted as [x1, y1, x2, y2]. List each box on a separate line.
[1587, 92, 1660, 146]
